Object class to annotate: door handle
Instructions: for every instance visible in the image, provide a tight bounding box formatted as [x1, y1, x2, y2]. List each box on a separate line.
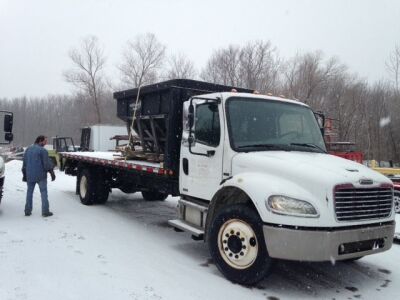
[207, 150, 215, 157]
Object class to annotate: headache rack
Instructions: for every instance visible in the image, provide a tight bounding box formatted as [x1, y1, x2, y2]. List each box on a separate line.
[113, 79, 253, 174]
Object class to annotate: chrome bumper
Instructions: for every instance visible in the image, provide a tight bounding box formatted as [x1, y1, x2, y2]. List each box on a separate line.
[263, 222, 395, 261]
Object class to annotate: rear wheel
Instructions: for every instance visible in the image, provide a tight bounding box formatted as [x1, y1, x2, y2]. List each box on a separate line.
[208, 204, 272, 286]
[141, 191, 168, 201]
[79, 169, 93, 205]
[94, 172, 109, 204]
[78, 168, 109, 205]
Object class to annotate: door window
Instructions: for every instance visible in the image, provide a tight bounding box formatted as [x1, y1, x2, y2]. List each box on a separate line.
[195, 103, 220, 147]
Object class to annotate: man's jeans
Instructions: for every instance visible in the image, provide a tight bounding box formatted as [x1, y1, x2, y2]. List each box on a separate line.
[25, 179, 49, 214]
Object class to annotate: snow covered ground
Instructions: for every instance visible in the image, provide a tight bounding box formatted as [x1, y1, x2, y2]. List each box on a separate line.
[1, 160, 399, 300]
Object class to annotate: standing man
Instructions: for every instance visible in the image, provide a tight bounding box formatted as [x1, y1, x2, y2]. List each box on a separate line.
[22, 135, 56, 217]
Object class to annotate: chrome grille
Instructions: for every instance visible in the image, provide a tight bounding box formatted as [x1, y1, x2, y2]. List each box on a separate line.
[334, 187, 393, 221]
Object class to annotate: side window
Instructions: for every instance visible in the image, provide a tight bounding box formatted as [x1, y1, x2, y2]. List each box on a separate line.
[195, 103, 220, 147]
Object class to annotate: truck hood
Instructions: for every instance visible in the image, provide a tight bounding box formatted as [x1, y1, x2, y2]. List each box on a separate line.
[232, 151, 392, 192]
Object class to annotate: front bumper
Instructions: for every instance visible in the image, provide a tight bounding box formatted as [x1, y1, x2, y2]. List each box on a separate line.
[263, 222, 395, 261]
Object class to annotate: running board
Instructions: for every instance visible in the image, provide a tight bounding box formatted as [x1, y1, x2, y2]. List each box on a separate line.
[168, 219, 204, 240]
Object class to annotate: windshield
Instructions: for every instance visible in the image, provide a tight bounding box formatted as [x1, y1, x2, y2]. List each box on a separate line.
[226, 97, 326, 152]
[55, 138, 75, 152]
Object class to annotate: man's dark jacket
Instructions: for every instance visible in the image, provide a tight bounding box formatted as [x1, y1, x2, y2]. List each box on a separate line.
[22, 144, 52, 183]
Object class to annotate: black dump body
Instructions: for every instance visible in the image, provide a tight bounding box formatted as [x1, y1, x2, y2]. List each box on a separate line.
[113, 79, 253, 175]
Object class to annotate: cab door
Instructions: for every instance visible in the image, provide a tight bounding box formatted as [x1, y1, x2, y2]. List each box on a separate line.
[180, 99, 224, 201]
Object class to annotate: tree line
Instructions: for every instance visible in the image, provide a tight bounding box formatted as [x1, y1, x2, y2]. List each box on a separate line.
[1, 33, 399, 163]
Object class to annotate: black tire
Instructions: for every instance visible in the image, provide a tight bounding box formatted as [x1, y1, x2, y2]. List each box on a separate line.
[78, 168, 109, 205]
[208, 204, 272, 286]
[141, 191, 168, 201]
[50, 157, 57, 169]
[94, 171, 109, 204]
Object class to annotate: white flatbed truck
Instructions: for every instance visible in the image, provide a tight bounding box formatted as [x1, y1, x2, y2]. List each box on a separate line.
[60, 79, 395, 285]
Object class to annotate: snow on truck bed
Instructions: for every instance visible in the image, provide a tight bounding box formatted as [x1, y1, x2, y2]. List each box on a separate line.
[61, 151, 167, 174]
[61, 151, 161, 168]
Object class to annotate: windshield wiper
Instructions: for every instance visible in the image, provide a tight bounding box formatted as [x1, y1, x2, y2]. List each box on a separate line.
[290, 143, 327, 153]
[238, 144, 289, 151]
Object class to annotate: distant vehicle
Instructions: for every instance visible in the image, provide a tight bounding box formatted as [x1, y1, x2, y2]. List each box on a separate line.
[48, 136, 79, 168]
[394, 185, 400, 213]
[0, 111, 14, 204]
[80, 125, 127, 151]
[8, 147, 25, 161]
[389, 176, 400, 213]
[367, 161, 400, 214]
[60, 79, 395, 286]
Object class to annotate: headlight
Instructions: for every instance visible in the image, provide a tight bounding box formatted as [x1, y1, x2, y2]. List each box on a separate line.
[266, 195, 319, 218]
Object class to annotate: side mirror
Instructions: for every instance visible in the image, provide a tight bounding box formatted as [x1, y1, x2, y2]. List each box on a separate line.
[4, 114, 13, 132]
[314, 112, 325, 136]
[188, 104, 194, 129]
[5, 133, 13, 142]
[314, 112, 325, 128]
[188, 113, 194, 129]
[0, 111, 13, 144]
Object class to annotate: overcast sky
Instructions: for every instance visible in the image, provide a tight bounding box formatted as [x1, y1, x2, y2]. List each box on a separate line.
[0, 0, 399, 98]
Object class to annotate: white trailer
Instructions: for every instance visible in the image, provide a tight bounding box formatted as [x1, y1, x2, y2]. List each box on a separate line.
[81, 124, 127, 151]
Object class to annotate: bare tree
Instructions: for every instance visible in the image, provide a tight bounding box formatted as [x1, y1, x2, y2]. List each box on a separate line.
[283, 51, 346, 107]
[118, 33, 166, 88]
[384, 44, 400, 161]
[64, 35, 106, 123]
[238, 40, 281, 92]
[164, 53, 196, 79]
[200, 45, 241, 86]
[201, 41, 281, 92]
[386, 44, 400, 93]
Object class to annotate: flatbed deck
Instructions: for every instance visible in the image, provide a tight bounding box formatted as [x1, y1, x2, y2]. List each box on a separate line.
[60, 151, 172, 176]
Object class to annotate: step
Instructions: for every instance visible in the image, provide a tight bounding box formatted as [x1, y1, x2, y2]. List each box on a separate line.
[168, 219, 205, 238]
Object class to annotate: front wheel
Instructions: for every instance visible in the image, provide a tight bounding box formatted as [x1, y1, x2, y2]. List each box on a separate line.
[208, 204, 272, 286]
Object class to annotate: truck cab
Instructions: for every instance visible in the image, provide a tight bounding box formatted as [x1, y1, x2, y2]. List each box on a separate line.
[173, 91, 395, 285]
